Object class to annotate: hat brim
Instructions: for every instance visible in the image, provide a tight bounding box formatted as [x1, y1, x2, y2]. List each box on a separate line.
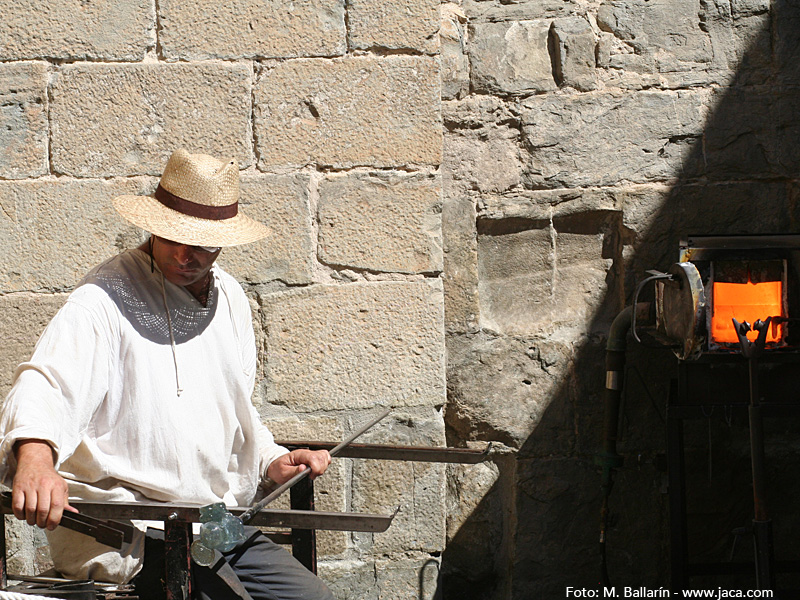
[113, 194, 270, 247]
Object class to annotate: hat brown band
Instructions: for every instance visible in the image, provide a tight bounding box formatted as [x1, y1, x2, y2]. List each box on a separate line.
[154, 185, 238, 221]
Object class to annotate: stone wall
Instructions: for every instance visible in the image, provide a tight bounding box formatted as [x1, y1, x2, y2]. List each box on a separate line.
[4, 0, 800, 598]
[441, 0, 800, 597]
[0, 0, 445, 598]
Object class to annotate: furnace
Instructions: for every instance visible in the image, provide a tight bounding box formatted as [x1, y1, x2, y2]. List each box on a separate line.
[645, 234, 800, 359]
[600, 234, 800, 594]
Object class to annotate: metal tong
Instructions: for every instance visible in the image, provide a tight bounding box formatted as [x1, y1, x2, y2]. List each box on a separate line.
[0, 491, 134, 549]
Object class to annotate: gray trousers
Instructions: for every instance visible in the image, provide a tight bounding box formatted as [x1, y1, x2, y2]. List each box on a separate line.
[134, 527, 335, 600]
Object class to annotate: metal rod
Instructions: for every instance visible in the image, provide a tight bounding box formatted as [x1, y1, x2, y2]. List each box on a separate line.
[240, 408, 391, 524]
[275, 441, 491, 464]
[732, 318, 775, 590]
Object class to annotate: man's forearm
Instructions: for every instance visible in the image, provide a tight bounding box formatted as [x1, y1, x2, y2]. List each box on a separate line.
[14, 439, 57, 467]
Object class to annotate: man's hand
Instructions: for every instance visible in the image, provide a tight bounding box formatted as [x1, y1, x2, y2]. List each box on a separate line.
[267, 449, 332, 485]
[12, 440, 76, 530]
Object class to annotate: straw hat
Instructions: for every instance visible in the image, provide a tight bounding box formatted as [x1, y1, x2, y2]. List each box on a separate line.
[113, 149, 269, 247]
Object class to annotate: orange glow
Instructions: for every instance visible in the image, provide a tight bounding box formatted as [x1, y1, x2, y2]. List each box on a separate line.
[711, 280, 783, 343]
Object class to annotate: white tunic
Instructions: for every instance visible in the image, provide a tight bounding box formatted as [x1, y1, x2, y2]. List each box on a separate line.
[0, 249, 288, 582]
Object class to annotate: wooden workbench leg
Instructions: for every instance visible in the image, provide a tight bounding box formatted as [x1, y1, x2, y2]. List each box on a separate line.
[165, 520, 192, 600]
[290, 477, 317, 574]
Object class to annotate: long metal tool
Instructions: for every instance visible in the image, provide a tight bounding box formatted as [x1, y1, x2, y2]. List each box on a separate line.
[240, 408, 391, 524]
[732, 317, 775, 590]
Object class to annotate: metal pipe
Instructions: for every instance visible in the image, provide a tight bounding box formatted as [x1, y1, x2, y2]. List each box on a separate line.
[598, 305, 633, 585]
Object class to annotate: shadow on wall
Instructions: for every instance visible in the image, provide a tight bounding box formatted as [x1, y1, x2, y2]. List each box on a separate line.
[440, 2, 800, 598]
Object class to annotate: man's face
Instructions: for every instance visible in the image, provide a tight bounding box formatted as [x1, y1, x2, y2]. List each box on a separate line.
[150, 236, 221, 289]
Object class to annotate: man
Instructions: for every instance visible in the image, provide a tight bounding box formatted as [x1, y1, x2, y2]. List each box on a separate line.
[0, 149, 334, 600]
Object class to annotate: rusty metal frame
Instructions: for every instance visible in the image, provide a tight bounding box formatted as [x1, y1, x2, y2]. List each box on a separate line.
[60, 501, 393, 533]
[0, 442, 489, 598]
[0, 499, 393, 598]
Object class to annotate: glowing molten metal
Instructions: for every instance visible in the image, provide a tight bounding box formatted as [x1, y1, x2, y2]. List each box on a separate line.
[711, 279, 783, 344]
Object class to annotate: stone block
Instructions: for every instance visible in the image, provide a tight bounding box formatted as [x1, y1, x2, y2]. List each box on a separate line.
[701, 3, 771, 87]
[254, 56, 441, 169]
[319, 559, 379, 600]
[551, 17, 597, 91]
[50, 63, 252, 177]
[443, 97, 523, 194]
[159, 0, 345, 60]
[477, 219, 618, 338]
[445, 333, 575, 450]
[512, 458, 603, 596]
[351, 409, 446, 554]
[463, 0, 579, 21]
[479, 188, 622, 222]
[520, 90, 707, 188]
[595, 0, 770, 89]
[0, 62, 48, 179]
[347, 0, 440, 53]
[444, 132, 523, 195]
[318, 172, 442, 274]
[373, 555, 441, 600]
[597, 0, 713, 74]
[443, 87, 517, 131]
[441, 191, 479, 334]
[0, 293, 67, 399]
[445, 460, 500, 544]
[261, 281, 446, 411]
[442, 454, 513, 596]
[4, 516, 53, 576]
[440, 4, 470, 100]
[701, 87, 800, 181]
[322, 555, 440, 600]
[775, 0, 800, 85]
[621, 182, 800, 277]
[355, 405, 446, 448]
[469, 21, 556, 95]
[0, 179, 147, 292]
[218, 174, 314, 286]
[0, 0, 153, 61]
